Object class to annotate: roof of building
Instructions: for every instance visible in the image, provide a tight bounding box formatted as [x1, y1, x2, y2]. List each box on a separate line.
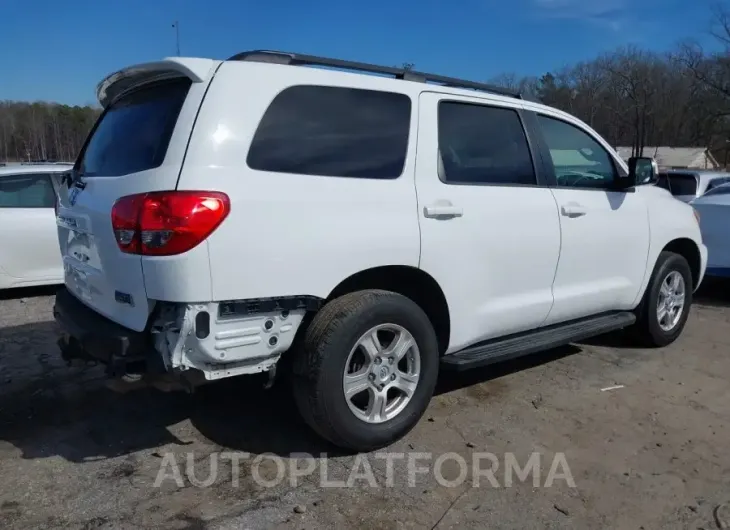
[614, 147, 717, 168]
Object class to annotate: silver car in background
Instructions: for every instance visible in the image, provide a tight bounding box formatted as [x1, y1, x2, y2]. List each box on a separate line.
[691, 182, 730, 278]
[656, 169, 730, 202]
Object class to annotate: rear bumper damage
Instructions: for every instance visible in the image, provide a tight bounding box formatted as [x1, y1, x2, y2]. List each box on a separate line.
[53, 287, 164, 377]
[151, 297, 314, 380]
[53, 287, 317, 385]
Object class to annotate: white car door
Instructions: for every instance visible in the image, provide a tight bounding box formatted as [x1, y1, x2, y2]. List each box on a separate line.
[0, 172, 62, 283]
[415, 92, 562, 352]
[531, 113, 650, 325]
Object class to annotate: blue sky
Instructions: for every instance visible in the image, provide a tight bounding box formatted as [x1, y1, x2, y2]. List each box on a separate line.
[0, 0, 719, 106]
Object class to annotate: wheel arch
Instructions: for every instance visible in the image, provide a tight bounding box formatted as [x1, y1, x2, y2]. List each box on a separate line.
[662, 238, 702, 291]
[327, 265, 451, 355]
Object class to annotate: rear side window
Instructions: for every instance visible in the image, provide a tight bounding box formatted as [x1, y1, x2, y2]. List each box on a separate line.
[247, 86, 412, 179]
[657, 173, 698, 196]
[0, 174, 56, 208]
[437, 102, 536, 185]
[77, 78, 192, 177]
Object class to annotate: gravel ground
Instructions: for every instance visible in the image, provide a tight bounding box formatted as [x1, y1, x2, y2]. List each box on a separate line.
[1, 282, 729, 529]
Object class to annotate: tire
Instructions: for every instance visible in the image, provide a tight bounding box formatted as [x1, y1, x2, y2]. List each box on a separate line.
[633, 251, 693, 347]
[291, 289, 440, 452]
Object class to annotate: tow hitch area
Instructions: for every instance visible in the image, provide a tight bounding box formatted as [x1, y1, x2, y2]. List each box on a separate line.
[57, 334, 165, 379]
[59, 335, 207, 393]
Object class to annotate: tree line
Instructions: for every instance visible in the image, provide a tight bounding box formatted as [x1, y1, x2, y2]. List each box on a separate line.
[488, 4, 730, 164]
[2, 4, 730, 164]
[0, 102, 100, 163]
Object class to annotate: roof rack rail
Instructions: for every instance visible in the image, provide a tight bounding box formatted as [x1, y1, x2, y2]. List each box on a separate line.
[227, 50, 522, 99]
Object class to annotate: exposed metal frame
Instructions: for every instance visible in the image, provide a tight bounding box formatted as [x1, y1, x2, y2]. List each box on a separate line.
[227, 50, 522, 99]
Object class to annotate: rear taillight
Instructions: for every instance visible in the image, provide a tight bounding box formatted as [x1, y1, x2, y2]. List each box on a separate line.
[111, 191, 230, 256]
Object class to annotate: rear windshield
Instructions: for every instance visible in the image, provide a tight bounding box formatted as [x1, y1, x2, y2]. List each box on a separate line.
[77, 78, 191, 177]
[705, 176, 730, 192]
[702, 183, 730, 197]
[656, 173, 698, 196]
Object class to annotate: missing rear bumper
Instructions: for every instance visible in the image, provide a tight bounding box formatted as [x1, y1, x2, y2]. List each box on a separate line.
[54, 287, 164, 377]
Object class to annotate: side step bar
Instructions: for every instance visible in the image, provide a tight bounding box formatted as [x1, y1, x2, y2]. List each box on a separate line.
[441, 312, 636, 371]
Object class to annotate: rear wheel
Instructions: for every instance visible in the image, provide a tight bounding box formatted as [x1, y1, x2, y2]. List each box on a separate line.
[633, 251, 693, 347]
[292, 290, 439, 452]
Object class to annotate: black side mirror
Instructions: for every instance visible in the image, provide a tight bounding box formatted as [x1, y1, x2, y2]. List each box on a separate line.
[628, 156, 659, 186]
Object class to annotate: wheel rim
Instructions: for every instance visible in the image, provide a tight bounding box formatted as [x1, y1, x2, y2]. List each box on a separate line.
[656, 270, 686, 332]
[342, 324, 421, 424]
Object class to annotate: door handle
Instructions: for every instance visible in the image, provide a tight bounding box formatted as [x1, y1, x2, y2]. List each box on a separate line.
[424, 204, 464, 219]
[560, 204, 587, 218]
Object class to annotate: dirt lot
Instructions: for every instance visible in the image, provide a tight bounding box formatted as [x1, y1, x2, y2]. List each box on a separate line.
[1, 283, 729, 530]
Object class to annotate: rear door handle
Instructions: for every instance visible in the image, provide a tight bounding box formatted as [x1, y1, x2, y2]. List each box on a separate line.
[424, 205, 464, 219]
[560, 204, 587, 218]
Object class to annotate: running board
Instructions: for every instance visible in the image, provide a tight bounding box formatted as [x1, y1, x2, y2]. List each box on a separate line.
[441, 312, 636, 371]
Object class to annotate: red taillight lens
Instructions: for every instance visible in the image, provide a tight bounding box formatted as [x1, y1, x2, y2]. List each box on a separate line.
[111, 191, 230, 256]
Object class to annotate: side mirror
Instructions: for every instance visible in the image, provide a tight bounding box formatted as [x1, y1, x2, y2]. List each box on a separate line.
[628, 156, 659, 186]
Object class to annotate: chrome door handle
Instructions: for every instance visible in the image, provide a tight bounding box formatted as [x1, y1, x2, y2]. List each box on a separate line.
[560, 204, 587, 218]
[424, 205, 464, 219]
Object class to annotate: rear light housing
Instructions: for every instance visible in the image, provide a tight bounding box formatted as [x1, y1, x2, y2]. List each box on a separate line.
[111, 191, 230, 256]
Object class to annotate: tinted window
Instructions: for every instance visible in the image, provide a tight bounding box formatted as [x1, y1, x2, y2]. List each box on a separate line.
[0, 174, 56, 208]
[537, 115, 616, 189]
[437, 102, 535, 185]
[247, 86, 411, 179]
[657, 173, 698, 196]
[78, 78, 191, 177]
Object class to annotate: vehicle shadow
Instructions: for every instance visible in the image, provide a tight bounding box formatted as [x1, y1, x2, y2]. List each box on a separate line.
[693, 276, 730, 308]
[0, 285, 60, 301]
[0, 319, 584, 462]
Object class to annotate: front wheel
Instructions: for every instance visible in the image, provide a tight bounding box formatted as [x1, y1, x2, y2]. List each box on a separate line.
[633, 251, 693, 347]
[292, 290, 439, 452]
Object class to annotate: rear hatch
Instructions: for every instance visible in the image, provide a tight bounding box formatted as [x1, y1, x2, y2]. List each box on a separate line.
[56, 58, 220, 331]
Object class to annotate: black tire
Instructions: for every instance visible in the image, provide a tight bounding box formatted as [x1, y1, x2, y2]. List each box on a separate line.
[633, 251, 693, 347]
[291, 289, 439, 452]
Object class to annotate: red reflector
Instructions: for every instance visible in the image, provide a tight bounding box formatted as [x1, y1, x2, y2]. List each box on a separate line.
[111, 191, 230, 256]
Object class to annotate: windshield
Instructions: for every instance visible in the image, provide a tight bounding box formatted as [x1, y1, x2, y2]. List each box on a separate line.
[77, 78, 191, 177]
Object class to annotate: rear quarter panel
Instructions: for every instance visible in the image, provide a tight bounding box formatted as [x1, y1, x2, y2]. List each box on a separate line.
[176, 62, 421, 302]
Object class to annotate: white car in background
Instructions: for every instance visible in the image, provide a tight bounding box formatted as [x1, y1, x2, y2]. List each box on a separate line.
[656, 169, 730, 203]
[0, 163, 72, 289]
[691, 183, 730, 278]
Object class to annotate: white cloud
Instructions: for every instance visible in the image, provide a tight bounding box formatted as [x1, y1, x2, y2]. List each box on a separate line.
[532, 0, 627, 29]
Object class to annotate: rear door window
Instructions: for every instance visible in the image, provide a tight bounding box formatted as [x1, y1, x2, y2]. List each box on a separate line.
[437, 102, 536, 185]
[247, 85, 412, 179]
[77, 78, 192, 178]
[657, 173, 698, 196]
[0, 173, 56, 208]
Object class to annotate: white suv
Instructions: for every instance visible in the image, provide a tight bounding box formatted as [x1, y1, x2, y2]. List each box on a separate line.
[54, 51, 708, 451]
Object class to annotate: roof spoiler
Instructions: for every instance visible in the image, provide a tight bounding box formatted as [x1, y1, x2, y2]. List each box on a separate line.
[96, 57, 220, 108]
